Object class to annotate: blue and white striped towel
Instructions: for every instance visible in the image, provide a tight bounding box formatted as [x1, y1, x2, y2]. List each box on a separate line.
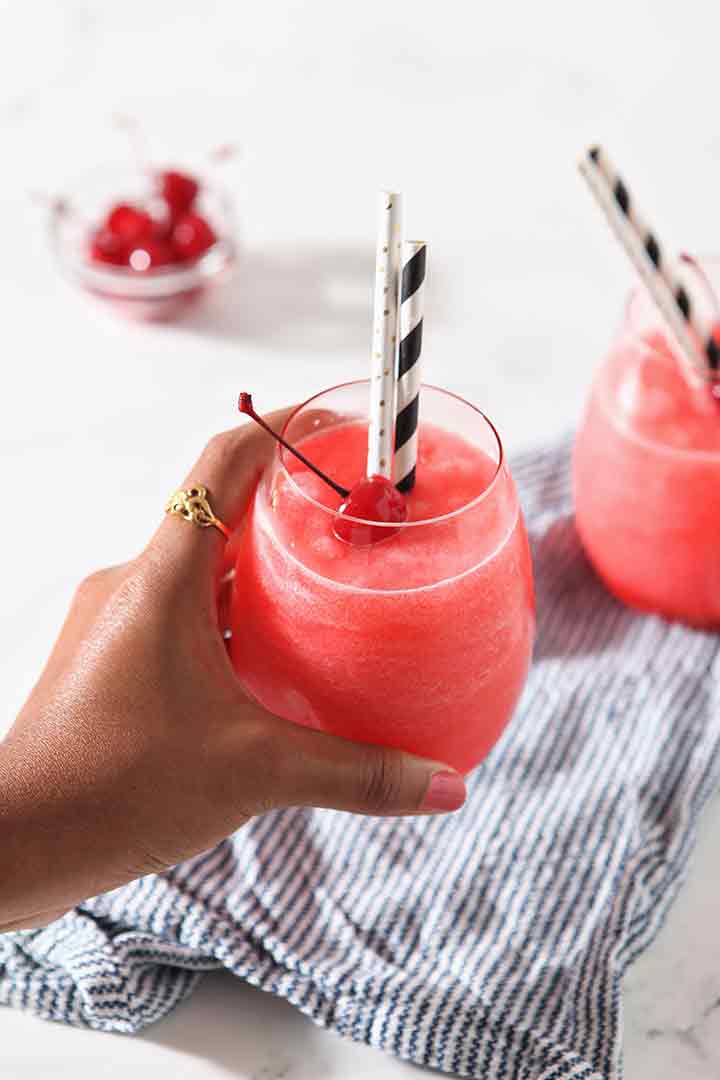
[2, 438, 719, 1079]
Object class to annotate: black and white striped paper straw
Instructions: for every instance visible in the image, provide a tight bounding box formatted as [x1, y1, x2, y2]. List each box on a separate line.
[580, 145, 720, 379]
[394, 241, 426, 493]
[367, 191, 403, 479]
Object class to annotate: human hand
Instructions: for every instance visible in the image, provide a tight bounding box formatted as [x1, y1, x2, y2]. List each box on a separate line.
[0, 409, 466, 932]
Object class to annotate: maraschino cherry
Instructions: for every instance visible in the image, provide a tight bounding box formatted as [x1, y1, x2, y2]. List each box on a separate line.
[333, 477, 408, 545]
[90, 228, 127, 266]
[87, 167, 217, 271]
[160, 170, 199, 218]
[106, 203, 154, 242]
[238, 393, 408, 546]
[127, 239, 175, 271]
[172, 211, 217, 261]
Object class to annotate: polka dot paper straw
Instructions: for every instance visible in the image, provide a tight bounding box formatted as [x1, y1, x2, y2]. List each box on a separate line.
[394, 240, 426, 493]
[367, 191, 403, 478]
[579, 145, 720, 381]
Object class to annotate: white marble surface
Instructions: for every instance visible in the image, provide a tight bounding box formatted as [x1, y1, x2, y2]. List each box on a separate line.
[1, 1, 719, 1076]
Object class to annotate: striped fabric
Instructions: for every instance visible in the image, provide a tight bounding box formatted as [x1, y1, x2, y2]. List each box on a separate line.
[2, 438, 719, 1079]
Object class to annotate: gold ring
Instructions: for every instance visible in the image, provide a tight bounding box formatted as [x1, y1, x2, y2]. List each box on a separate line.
[165, 485, 230, 540]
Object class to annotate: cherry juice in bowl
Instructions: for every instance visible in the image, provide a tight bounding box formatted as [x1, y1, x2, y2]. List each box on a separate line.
[230, 381, 535, 774]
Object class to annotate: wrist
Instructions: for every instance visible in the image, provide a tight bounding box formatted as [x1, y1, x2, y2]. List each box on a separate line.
[0, 738, 64, 933]
[0, 738, 50, 930]
[0, 731, 111, 932]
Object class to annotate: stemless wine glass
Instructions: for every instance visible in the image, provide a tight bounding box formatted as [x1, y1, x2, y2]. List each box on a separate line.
[230, 381, 535, 775]
[574, 259, 720, 628]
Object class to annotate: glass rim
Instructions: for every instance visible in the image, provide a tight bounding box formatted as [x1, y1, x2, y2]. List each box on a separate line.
[625, 253, 720, 336]
[277, 379, 505, 529]
[602, 276, 720, 461]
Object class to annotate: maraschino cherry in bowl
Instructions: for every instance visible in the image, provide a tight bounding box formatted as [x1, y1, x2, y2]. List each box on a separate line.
[50, 165, 235, 320]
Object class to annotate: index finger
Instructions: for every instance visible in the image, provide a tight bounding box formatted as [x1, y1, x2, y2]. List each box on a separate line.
[150, 407, 293, 585]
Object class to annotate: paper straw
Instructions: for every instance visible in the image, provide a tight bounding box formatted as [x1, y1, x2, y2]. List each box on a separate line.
[367, 191, 402, 478]
[579, 145, 720, 380]
[394, 240, 426, 492]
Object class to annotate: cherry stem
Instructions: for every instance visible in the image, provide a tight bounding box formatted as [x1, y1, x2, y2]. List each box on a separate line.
[28, 191, 74, 217]
[208, 143, 240, 163]
[113, 113, 152, 175]
[238, 393, 350, 499]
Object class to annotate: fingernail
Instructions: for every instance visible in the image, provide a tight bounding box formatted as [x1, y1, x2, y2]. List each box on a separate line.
[421, 770, 466, 813]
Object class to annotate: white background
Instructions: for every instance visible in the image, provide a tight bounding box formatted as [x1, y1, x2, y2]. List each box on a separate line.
[1, 1, 720, 1076]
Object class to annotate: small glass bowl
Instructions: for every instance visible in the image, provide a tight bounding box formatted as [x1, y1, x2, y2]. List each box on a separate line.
[49, 166, 236, 320]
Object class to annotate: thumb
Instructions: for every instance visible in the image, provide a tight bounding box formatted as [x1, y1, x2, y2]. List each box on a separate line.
[243, 712, 467, 817]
